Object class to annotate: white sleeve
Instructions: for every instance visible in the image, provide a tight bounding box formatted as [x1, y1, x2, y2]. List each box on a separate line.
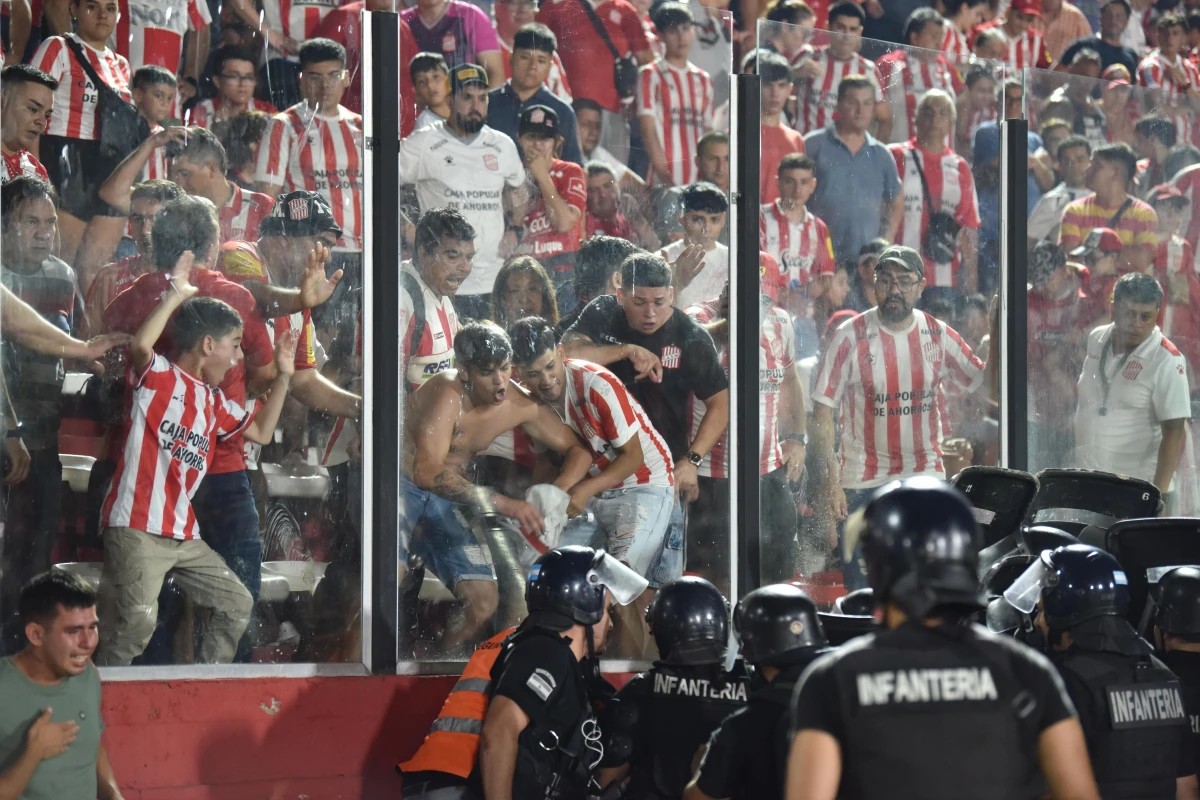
[1154, 348, 1193, 423]
[500, 136, 525, 189]
[398, 129, 430, 183]
[812, 325, 854, 409]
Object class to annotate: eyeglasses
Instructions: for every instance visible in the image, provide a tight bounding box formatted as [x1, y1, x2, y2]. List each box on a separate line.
[218, 73, 256, 84]
[875, 273, 920, 291]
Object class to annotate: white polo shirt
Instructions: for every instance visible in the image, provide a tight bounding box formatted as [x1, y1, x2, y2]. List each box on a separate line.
[1074, 324, 1192, 487]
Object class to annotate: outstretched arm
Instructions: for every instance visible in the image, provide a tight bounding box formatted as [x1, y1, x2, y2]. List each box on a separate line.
[131, 254, 197, 371]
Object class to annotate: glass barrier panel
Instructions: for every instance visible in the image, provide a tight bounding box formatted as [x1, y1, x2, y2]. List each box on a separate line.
[758, 19, 1006, 601]
[397, 3, 735, 662]
[1022, 62, 1200, 515]
[0, 1, 368, 666]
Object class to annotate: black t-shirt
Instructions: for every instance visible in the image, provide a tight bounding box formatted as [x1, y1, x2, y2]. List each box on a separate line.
[1059, 36, 1139, 77]
[492, 631, 588, 731]
[565, 294, 728, 460]
[1161, 649, 1200, 772]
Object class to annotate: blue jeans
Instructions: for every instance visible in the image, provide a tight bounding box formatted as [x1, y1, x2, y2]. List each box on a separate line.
[559, 485, 674, 576]
[399, 477, 496, 587]
[192, 470, 261, 662]
[650, 494, 686, 588]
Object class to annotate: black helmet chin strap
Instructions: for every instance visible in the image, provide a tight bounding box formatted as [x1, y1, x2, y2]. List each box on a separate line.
[585, 623, 600, 683]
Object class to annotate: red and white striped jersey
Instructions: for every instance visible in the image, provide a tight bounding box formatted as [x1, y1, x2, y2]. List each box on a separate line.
[32, 34, 131, 140]
[220, 183, 275, 245]
[1158, 234, 1199, 348]
[100, 353, 253, 540]
[889, 141, 981, 288]
[562, 359, 674, 489]
[759, 200, 836, 300]
[795, 49, 883, 136]
[1173, 165, 1200, 270]
[636, 58, 714, 187]
[255, 104, 364, 250]
[786, 44, 815, 70]
[143, 123, 168, 181]
[1, 149, 48, 183]
[399, 260, 458, 391]
[941, 22, 970, 63]
[999, 26, 1052, 70]
[499, 39, 572, 103]
[262, 0, 338, 48]
[114, 0, 211, 72]
[876, 51, 963, 145]
[1137, 50, 1200, 105]
[187, 97, 279, 129]
[963, 103, 997, 144]
[813, 308, 986, 489]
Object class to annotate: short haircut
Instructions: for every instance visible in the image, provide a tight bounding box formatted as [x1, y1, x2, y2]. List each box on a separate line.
[837, 73, 874, 102]
[1, 63, 58, 95]
[973, 26, 1005, 51]
[300, 38, 346, 68]
[508, 316, 559, 365]
[576, 234, 640, 297]
[758, 50, 793, 85]
[964, 62, 997, 88]
[174, 296, 244, 351]
[652, 2, 694, 32]
[1188, 9, 1200, 32]
[171, 125, 229, 173]
[904, 7, 943, 43]
[18, 570, 96, 626]
[1039, 117, 1071, 139]
[778, 152, 815, 176]
[573, 97, 603, 116]
[1054, 134, 1091, 160]
[213, 46, 258, 76]
[765, 0, 815, 25]
[150, 195, 220, 272]
[455, 320, 513, 369]
[1157, 10, 1186, 32]
[827, 0, 865, 24]
[944, 0, 988, 14]
[697, 130, 729, 157]
[1103, 0, 1131, 17]
[1135, 113, 1178, 148]
[1113, 271, 1164, 307]
[130, 178, 184, 206]
[1166, 145, 1200, 181]
[212, 110, 272, 171]
[1093, 142, 1138, 184]
[491, 256, 559, 326]
[961, 293, 989, 315]
[1, 176, 57, 229]
[585, 160, 616, 179]
[513, 22, 557, 54]
[680, 181, 728, 214]
[621, 252, 673, 290]
[1071, 47, 1102, 67]
[133, 64, 177, 91]
[409, 51, 449, 81]
[414, 207, 476, 255]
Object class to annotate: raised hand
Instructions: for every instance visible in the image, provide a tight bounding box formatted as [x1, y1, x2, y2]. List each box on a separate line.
[273, 328, 298, 378]
[170, 251, 198, 301]
[297, 242, 343, 309]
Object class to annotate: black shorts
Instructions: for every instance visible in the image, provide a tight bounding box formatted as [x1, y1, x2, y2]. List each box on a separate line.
[39, 135, 126, 221]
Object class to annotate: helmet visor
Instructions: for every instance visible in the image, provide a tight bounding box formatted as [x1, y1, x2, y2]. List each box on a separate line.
[1004, 557, 1054, 615]
[588, 552, 649, 607]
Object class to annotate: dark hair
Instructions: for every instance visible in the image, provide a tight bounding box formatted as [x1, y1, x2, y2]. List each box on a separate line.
[1157, 10, 1186, 31]
[680, 181, 728, 214]
[1103, 0, 1131, 17]
[758, 50, 792, 85]
[1, 175, 57, 228]
[174, 296, 244, 351]
[576, 235, 640, 298]
[491, 256, 560, 328]
[171, 125, 229, 173]
[827, 0, 865, 24]
[962, 293, 989, 315]
[944, 0, 988, 14]
[1188, 9, 1200, 32]
[778, 152, 815, 176]
[923, 296, 955, 322]
[0, 63, 58, 94]
[508, 316, 560, 365]
[573, 97, 603, 116]
[1135, 113, 1178, 148]
[513, 22, 557, 53]
[18, 570, 96, 626]
[904, 7, 944, 43]
[652, 2, 694, 32]
[1070, 47, 1102, 66]
[130, 178, 184, 206]
[1039, 117, 1071, 139]
[212, 110, 271, 173]
[300, 38, 347, 68]
[213, 45, 258, 76]
[133, 64, 177, 91]
[860, 237, 889, 258]
[697, 130, 729, 157]
[837, 73, 874, 102]
[409, 51, 449, 81]
[1055, 133, 1091, 160]
[1113, 272, 1164, 307]
[455, 320, 513, 369]
[585, 160, 616, 179]
[964, 62, 997, 88]
[1165, 145, 1200, 181]
[973, 26, 1005, 51]
[1092, 142, 1138, 184]
[414, 207, 476, 257]
[765, 0, 815, 25]
[150, 195, 220, 271]
[621, 252, 673, 290]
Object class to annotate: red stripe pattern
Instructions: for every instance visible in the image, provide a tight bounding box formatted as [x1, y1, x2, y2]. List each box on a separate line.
[876, 51, 962, 145]
[795, 49, 883, 136]
[759, 200, 836, 309]
[636, 58, 714, 187]
[32, 34, 131, 140]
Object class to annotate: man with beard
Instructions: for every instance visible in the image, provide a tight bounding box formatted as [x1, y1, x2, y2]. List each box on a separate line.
[401, 63, 525, 321]
[810, 245, 996, 590]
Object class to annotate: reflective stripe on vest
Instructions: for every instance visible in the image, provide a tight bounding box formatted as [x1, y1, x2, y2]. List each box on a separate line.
[398, 627, 517, 779]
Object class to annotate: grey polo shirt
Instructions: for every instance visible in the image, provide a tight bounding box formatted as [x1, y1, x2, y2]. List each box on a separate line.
[804, 125, 902, 265]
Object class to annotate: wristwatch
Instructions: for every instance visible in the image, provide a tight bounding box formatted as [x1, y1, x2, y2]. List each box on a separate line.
[786, 433, 809, 447]
[685, 450, 703, 467]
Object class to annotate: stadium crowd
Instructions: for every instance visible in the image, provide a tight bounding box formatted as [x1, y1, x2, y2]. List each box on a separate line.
[0, 0, 1199, 671]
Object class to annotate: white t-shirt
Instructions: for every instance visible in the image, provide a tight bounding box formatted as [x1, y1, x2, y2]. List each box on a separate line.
[662, 239, 729, 309]
[412, 108, 446, 132]
[1075, 324, 1192, 487]
[399, 121, 524, 295]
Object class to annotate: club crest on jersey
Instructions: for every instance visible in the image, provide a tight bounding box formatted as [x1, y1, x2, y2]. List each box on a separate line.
[923, 340, 941, 365]
[769, 337, 784, 358]
[1123, 361, 1143, 381]
[484, 154, 498, 171]
[661, 345, 682, 369]
[442, 33, 456, 52]
[288, 197, 310, 220]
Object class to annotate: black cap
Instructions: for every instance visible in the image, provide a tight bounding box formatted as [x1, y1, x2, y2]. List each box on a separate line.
[875, 244, 924, 277]
[449, 62, 488, 94]
[260, 190, 342, 238]
[1157, 567, 1200, 636]
[519, 104, 560, 138]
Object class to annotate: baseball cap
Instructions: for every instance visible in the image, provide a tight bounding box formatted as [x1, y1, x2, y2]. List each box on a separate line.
[260, 190, 342, 238]
[1068, 227, 1123, 258]
[449, 63, 488, 94]
[875, 244, 924, 277]
[1010, 0, 1041, 15]
[1151, 183, 1187, 204]
[1101, 63, 1131, 88]
[519, 104, 560, 138]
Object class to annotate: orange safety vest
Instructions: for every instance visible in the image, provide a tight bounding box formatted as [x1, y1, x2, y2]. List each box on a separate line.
[398, 626, 517, 779]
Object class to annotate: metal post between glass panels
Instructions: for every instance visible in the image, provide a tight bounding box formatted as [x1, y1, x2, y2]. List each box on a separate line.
[1000, 117, 1029, 472]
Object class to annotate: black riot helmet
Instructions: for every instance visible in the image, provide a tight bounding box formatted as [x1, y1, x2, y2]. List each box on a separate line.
[646, 576, 730, 666]
[853, 477, 984, 620]
[1156, 567, 1200, 638]
[734, 584, 827, 666]
[1005, 544, 1129, 631]
[525, 545, 648, 630]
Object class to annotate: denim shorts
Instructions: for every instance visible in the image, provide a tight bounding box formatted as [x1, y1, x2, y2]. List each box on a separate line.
[399, 477, 496, 587]
[561, 485, 676, 583]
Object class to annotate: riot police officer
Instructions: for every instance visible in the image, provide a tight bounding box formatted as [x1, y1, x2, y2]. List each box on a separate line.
[478, 545, 648, 800]
[787, 477, 1100, 800]
[1006, 543, 1198, 799]
[1155, 567, 1200, 785]
[596, 576, 750, 799]
[684, 583, 829, 800]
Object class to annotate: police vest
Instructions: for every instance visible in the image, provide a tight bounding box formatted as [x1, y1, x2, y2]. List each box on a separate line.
[1055, 649, 1188, 799]
[834, 624, 1040, 800]
[627, 661, 751, 799]
[730, 662, 808, 800]
[398, 626, 516, 778]
[1160, 649, 1200, 773]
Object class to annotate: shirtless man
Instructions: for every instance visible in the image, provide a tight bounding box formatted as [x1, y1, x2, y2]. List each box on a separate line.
[404, 319, 594, 652]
